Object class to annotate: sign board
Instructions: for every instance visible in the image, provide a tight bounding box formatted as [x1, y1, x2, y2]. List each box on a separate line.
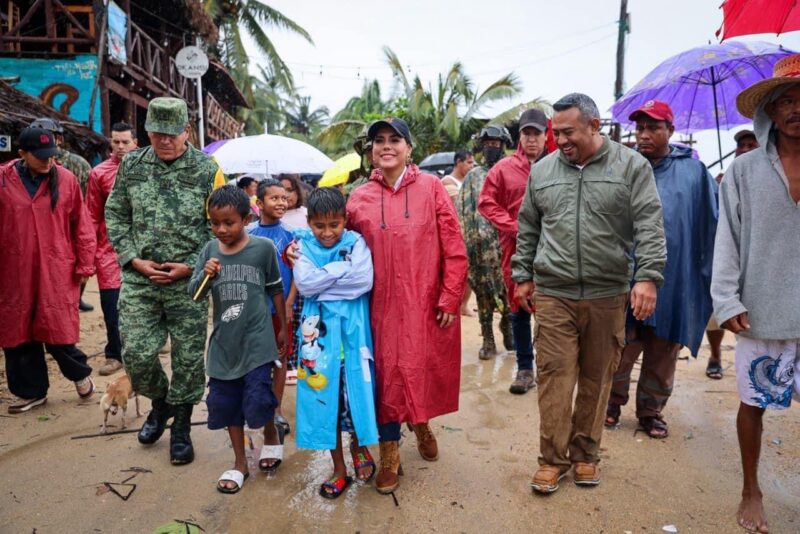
[0, 135, 10, 152]
[175, 46, 209, 79]
[107, 1, 128, 65]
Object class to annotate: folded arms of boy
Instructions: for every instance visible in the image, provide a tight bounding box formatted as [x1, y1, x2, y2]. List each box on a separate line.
[293, 237, 373, 301]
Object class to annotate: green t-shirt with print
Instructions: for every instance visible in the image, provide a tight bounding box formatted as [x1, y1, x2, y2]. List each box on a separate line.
[189, 236, 283, 380]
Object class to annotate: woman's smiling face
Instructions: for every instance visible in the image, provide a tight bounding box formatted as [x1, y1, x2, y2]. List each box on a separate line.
[371, 126, 412, 173]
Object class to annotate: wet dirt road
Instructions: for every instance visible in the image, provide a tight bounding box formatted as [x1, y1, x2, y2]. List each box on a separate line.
[1, 280, 798, 533]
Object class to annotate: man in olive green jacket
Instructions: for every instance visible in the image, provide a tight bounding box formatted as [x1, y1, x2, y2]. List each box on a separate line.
[511, 93, 666, 494]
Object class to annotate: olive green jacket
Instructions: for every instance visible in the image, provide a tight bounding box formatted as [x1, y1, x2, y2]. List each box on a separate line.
[511, 136, 666, 300]
[105, 144, 223, 285]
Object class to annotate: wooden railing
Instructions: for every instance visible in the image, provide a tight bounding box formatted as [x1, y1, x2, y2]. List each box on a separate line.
[127, 22, 193, 103]
[127, 22, 165, 89]
[205, 92, 243, 141]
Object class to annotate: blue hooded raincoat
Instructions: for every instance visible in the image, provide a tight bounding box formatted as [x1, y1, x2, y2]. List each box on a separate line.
[292, 228, 379, 450]
[631, 145, 718, 356]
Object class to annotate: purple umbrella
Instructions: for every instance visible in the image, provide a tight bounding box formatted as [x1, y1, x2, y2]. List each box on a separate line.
[610, 40, 796, 164]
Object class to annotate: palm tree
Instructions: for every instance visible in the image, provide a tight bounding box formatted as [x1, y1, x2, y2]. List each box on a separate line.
[203, 0, 312, 89]
[317, 79, 388, 156]
[490, 98, 554, 125]
[239, 65, 290, 135]
[382, 47, 522, 156]
[283, 95, 329, 138]
[319, 52, 522, 159]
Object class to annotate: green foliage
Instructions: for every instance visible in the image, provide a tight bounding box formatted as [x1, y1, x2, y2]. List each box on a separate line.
[205, 0, 311, 88]
[205, 1, 326, 140]
[320, 48, 525, 161]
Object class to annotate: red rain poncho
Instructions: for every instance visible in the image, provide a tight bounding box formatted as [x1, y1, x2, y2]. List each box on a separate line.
[478, 144, 531, 312]
[478, 127, 556, 311]
[86, 155, 122, 289]
[347, 165, 468, 424]
[0, 161, 96, 347]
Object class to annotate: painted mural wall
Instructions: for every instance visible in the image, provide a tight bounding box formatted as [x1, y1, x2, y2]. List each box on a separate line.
[0, 55, 102, 132]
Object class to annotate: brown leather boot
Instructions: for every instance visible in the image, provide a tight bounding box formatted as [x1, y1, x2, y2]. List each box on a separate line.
[407, 422, 439, 461]
[376, 440, 403, 494]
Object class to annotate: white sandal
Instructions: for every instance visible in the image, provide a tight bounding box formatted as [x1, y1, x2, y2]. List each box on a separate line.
[259, 444, 283, 473]
[217, 469, 249, 494]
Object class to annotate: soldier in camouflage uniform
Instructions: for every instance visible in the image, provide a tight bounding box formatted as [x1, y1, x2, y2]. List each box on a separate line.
[343, 123, 374, 197]
[106, 97, 225, 465]
[456, 126, 513, 360]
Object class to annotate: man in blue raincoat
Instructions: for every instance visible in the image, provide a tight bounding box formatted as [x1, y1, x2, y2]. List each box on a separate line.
[606, 100, 718, 439]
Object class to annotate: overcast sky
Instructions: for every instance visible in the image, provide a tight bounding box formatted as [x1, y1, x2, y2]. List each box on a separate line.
[250, 0, 800, 168]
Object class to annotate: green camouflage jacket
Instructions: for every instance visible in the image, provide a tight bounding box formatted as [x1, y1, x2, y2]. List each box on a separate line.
[105, 144, 222, 285]
[456, 165, 505, 295]
[58, 149, 91, 194]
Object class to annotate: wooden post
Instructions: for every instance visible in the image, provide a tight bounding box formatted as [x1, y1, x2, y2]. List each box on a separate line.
[44, 0, 56, 53]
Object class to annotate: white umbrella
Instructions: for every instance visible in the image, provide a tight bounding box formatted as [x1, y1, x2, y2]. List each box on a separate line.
[204, 134, 334, 175]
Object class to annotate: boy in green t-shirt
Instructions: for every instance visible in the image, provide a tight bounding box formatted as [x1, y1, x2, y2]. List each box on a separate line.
[188, 186, 288, 494]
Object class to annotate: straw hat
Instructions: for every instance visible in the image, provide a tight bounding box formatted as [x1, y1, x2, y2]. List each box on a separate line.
[737, 54, 800, 118]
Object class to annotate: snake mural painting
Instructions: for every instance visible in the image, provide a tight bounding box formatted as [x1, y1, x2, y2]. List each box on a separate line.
[0, 55, 101, 132]
[39, 83, 81, 115]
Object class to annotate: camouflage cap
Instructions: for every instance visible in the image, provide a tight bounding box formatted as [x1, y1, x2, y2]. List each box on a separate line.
[145, 97, 189, 135]
[353, 122, 374, 156]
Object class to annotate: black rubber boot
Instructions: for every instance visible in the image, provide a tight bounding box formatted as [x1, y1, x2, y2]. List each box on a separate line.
[499, 311, 514, 351]
[137, 398, 173, 445]
[170, 404, 194, 465]
[478, 322, 498, 360]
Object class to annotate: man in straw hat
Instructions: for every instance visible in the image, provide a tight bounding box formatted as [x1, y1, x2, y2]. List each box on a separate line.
[712, 54, 800, 533]
[106, 97, 225, 465]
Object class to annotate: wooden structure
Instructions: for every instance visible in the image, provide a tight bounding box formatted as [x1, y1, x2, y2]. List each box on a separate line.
[0, 0, 245, 145]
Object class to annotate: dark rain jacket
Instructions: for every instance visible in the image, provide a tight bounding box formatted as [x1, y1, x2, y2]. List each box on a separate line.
[631, 145, 718, 355]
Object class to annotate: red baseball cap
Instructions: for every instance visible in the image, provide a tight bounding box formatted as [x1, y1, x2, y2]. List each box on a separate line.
[628, 100, 674, 123]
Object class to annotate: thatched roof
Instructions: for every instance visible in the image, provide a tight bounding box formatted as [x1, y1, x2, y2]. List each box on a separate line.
[132, 1, 218, 45]
[0, 80, 107, 161]
[183, 0, 219, 44]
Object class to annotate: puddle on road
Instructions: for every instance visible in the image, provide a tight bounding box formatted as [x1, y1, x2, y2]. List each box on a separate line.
[460, 350, 518, 392]
[229, 355, 522, 532]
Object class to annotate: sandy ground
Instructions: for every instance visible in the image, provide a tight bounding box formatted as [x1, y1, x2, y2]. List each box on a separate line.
[1, 278, 798, 534]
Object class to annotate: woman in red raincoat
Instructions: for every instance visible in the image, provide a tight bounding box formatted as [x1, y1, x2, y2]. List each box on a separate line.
[346, 118, 468, 494]
[0, 127, 96, 414]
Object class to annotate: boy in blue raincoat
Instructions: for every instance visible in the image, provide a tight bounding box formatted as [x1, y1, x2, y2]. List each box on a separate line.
[292, 187, 378, 499]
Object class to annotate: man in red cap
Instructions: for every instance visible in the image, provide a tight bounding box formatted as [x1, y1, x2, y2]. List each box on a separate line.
[605, 100, 718, 439]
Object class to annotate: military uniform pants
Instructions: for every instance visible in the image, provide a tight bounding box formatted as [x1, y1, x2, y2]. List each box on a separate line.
[473, 279, 510, 341]
[119, 282, 208, 405]
[608, 325, 681, 419]
[533, 293, 627, 469]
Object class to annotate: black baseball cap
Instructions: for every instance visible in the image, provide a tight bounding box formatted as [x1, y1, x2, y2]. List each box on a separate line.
[18, 127, 59, 160]
[367, 117, 412, 145]
[519, 108, 547, 133]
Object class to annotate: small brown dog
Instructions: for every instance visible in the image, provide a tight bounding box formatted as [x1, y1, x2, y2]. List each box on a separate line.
[100, 374, 141, 433]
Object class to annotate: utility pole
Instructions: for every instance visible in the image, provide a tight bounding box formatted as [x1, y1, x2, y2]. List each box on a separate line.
[196, 36, 205, 149]
[613, 0, 630, 142]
